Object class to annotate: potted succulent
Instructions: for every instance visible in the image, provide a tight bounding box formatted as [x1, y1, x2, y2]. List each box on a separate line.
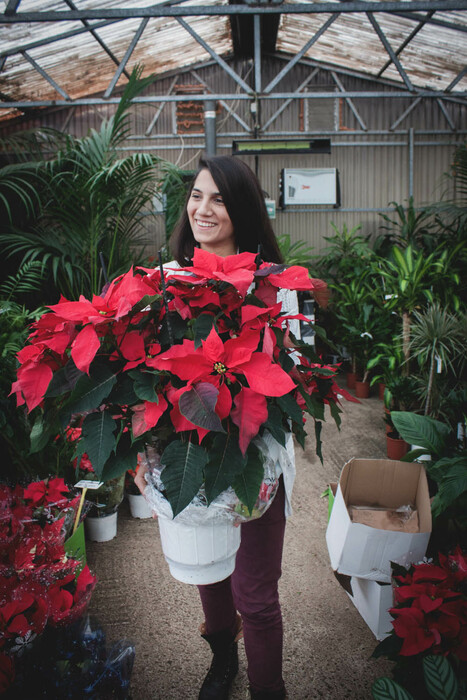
[12, 249, 355, 581]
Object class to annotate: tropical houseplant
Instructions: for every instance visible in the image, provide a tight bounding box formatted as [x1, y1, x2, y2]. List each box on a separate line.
[390, 410, 467, 554]
[12, 249, 355, 524]
[0, 65, 163, 303]
[408, 303, 466, 419]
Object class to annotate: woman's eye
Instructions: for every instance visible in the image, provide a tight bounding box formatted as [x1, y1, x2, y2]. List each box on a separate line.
[214, 197, 224, 204]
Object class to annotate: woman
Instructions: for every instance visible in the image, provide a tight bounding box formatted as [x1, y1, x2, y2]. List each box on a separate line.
[137, 156, 295, 700]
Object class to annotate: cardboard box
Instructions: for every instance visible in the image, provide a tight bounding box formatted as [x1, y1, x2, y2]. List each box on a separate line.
[326, 458, 431, 582]
[346, 576, 394, 641]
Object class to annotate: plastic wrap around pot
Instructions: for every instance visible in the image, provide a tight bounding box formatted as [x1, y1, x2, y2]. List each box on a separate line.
[141, 431, 293, 526]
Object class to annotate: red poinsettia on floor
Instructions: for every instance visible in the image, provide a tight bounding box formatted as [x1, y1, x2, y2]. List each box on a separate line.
[0, 479, 97, 693]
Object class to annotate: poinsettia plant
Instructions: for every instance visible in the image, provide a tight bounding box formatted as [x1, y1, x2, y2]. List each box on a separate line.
[0, 479, 97, 694]
[372, 548, 467, 698]
[12, 249, 355, 517]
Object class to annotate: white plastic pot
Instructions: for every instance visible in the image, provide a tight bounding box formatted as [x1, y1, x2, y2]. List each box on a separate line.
[85, 512, 118, 542]
[157, 517, 241, 585]
[128, 493, 153, 519]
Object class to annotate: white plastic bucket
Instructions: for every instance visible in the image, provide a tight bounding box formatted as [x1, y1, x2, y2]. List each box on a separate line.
[157, 517, 241, 585]
[128, 493, 153, 519]
[84, 512, 118, 542]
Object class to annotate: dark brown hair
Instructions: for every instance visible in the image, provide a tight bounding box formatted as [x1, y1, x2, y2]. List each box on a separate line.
[170, 156, 283, 265]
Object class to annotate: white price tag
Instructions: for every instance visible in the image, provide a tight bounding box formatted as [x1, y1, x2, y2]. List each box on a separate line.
[75, 479, 104, 490]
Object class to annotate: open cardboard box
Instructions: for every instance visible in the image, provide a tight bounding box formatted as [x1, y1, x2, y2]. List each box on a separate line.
[346, 576, 394, 641]
[326, 458, 431, 583]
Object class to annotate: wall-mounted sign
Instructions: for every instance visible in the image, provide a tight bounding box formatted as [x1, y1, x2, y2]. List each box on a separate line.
[280, 168, 340, 207]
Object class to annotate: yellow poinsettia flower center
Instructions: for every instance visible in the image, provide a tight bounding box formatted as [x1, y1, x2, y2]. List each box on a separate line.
[213, 362, 227, 374]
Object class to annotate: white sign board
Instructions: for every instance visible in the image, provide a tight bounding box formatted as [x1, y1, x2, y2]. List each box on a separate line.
[282, 168, 337, 205]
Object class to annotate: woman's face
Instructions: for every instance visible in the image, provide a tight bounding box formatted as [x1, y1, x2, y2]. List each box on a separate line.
[187, 169, 236, 257]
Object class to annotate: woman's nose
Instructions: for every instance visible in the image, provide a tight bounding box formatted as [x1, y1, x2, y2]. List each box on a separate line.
[197, 196, 212, 215]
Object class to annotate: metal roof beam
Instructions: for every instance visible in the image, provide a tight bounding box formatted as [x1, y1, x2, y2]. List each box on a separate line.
[4, 0, 22, 14]
[0, 19, 124, 60]
[264, 13, 339, 94]
[21, 51, 71, 100]
[145, 75, 179, 135]
[387, 10, 467, 34]
[61, 0, 131, 80]
[104, 17, 149, 97]
[390, 96, 422, 129]
[446, 65, 467, 91]
[176, 17, 253, 94]
[190, 69, 251, 131]
[331, 71, 367, 130]
[262, 68, 320, 130]
[436, 98, 456, 130]
[377, 10, 435, 78]
[366, 12, 414, 91]
[1, 2, 467, 22]
[254, 14, 261, 93]
[3, 90, 466, 111]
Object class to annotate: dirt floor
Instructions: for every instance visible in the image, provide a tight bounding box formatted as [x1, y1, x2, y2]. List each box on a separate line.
[86, 381, 395, 699]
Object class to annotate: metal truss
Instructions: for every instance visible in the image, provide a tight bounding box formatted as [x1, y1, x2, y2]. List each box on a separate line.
[0, 0, 466, 132]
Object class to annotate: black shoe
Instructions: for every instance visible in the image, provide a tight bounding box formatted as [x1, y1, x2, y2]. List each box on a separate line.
[198, 627, 239, 700]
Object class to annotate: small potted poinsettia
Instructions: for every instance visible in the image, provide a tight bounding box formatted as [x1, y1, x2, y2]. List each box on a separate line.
[12, 249, 356, 579]
[371, 548, 467, 699]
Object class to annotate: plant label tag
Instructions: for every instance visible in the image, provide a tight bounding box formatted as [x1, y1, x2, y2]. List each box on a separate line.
[75, 479, 104, 490]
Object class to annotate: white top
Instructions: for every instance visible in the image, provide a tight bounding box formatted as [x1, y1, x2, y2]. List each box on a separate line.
[163, 259, 298, 518]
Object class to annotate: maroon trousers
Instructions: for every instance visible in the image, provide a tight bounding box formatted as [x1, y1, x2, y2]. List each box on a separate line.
[197, 478, 286, 694]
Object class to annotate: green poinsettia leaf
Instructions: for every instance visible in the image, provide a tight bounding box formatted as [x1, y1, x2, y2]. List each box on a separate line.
[160, 440, 208, 517]
[179, 383, 226, 433]
[159, 312, 188, 346]
[276, 392, 303, 426]
[298, 385, 325, 421]
[45, 358, 84, 398]
[194, 313, 216, 349]
[329, 400, 342, 430]
[391, 411, 450, 456]
[108, 373, 138, 405]
[371, 677, 414, 700]
[81, 411, 117, 479]
[29, 414, 56, 455]
[65, 363, 117, 415]
[129, 369, 160, 402]
[423, 656, 458, 700]
[264, 404, 286, 447]
[292, 421, 307, 450]
[101, 441, 143, 481]
[233, 444, 264, 515]
[205, 432, 247, 504]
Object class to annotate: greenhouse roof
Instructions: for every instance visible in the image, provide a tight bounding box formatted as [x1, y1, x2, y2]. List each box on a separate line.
[0, 0, 466, 124]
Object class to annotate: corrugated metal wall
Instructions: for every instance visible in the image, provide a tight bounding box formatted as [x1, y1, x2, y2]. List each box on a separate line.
[1, 56, 464, 259]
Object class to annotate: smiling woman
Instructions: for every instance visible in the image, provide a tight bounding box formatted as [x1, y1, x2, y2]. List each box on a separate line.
[187, 169, 236, 257]
[170, 155, 284, 266]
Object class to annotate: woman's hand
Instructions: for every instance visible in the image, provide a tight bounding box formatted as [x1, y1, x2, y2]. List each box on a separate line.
[134, 460, 148, 495]
[134, 460, 158, 519]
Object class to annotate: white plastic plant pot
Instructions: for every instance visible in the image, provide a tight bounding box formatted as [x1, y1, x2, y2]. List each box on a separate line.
[157, 516, 241, 585]
[128, 493, 153, 519]
[85, 511, 118, 542]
